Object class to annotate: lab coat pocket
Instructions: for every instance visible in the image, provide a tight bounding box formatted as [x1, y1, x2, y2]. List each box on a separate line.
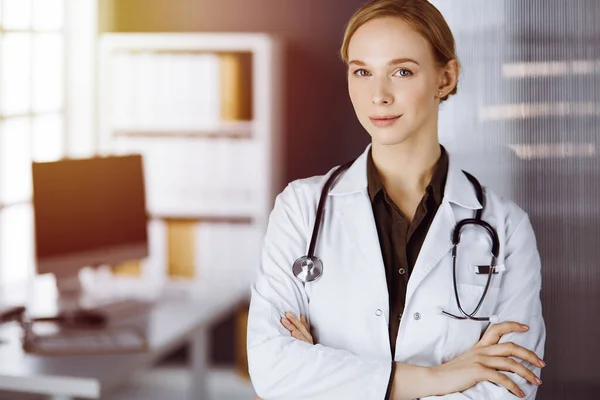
[443, 282, 500, 362]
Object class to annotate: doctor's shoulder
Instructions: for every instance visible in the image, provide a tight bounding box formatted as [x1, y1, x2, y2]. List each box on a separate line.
[267, 166, 341, 232]
[477, 182, 538, 248]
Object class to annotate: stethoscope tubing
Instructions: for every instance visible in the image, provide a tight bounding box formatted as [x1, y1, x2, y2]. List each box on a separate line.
[292, 160, 501, 322]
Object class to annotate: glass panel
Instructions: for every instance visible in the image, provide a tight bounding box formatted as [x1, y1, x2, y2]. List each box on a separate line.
[432, 1, 599, 396]
[32, 114, 63, 162]
[0, 118, 32, 203]
[1, 33, 32, 115]
[32, 0, 63, 31]
[0, 204, 34, 284]
[3, 0, 31, 30]
[33, 33, 63, 112]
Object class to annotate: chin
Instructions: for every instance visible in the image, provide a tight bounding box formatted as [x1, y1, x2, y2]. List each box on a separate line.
[367, 127, 413, 147]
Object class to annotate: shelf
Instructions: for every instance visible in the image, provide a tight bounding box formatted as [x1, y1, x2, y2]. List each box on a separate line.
[150, 214, 254, 224]
[0, 200, 31, 211]
[113, 121, 254, 140]
[100, 33, 278, 53]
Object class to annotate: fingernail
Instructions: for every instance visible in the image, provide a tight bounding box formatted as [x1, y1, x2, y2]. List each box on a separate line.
[521, 324, 529, 331]
[539, 359, 546, 367]
[281, 318, 289, 326]
[520, 390, 526, 398]
[535, 377, 542, 385]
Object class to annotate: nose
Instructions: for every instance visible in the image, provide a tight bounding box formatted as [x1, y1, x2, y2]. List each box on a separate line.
[372, 78, 393, 106]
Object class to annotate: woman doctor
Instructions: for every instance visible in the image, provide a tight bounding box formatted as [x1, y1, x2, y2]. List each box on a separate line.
[247, 1, 546, 399]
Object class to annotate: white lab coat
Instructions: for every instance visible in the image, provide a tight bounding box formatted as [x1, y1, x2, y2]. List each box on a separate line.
[247, 144, 546, 400]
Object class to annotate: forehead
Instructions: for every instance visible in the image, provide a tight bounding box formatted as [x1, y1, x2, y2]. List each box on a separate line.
[347, 16, 432, 64]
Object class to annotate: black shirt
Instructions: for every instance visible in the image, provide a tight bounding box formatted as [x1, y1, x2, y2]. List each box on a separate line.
[366, 147, 449, 399]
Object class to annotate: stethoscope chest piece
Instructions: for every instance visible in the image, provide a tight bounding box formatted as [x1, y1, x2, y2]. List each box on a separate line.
[292, 256, 323, 283]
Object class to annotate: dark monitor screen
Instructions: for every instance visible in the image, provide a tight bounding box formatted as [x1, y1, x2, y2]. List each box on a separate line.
[32, 154, 149, 277]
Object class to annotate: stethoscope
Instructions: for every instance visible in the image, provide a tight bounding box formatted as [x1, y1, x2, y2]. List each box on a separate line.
[292, 160, 501, 322]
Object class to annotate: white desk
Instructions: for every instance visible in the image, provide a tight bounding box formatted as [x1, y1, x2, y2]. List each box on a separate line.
[0, 272, 253, 399]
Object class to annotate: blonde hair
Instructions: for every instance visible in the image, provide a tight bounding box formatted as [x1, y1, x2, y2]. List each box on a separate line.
[340, 0, 459, 101]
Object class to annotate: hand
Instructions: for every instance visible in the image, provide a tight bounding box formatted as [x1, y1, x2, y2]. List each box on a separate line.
[280, 312, 313, 344]
[254, 312, 312, 400]
[430, 322, 545, 398]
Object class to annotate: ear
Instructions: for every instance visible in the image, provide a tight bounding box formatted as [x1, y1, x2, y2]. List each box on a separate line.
[436, 59, 460, 98]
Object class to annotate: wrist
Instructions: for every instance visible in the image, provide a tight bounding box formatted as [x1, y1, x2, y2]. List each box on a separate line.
[424, 365, 443, 397]
[391, 363, 439, 400]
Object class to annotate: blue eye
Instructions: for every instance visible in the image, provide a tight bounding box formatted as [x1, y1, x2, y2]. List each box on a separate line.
[395, 68, 413, 77]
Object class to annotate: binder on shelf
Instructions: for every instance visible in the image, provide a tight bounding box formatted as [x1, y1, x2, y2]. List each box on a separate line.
[235, 303, 251, 379]
[110, 51, 222, 131]
[111, 259, 142, 276]
[166, 218, 197, 279]
[219, 52, 253, 121]
[195, 222, 261, 277]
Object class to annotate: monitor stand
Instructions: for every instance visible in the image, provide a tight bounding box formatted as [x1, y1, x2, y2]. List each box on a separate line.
[52, 270, 153, 329]
[55, 273, 84, 311]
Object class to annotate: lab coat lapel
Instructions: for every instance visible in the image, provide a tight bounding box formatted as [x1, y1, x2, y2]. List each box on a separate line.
[329, 145, 390, 317]
[404, 201, 455, 307]
[404, 156, 482, 308]
[336, 194, 389, 307]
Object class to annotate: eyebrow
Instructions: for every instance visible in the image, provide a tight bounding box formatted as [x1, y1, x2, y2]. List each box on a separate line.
[348, 57, 420, 67]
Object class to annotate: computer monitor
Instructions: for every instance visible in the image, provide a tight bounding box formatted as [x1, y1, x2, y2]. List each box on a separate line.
[32, 154, 149, 296]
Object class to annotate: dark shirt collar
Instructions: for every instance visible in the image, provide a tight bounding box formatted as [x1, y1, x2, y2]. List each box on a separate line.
[366, 145, 449, 205]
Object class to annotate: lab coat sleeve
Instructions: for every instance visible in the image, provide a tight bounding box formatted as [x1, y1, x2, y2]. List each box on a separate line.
[421, 212, 546, 400]
[247, 182, 392, 400]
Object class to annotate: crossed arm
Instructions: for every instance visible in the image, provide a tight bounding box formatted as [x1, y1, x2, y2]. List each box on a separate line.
[248, 185, 545, 400]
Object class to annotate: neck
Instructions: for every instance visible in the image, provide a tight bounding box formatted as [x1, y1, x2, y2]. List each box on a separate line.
[371, 132, 441, 199]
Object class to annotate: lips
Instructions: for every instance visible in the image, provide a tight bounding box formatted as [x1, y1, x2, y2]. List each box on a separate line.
[369, 115, 401, 127]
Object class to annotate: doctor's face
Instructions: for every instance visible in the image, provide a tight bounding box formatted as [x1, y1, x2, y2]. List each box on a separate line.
[346, 17, 443, 147]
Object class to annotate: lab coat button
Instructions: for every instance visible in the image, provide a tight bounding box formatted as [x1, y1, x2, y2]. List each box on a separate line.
[398, 268, 406, 275]
[375, 309, 382, 316]
[414, 312, 421, 320]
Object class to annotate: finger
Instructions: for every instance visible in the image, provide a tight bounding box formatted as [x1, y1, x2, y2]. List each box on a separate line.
[487, 342, 545, 369]
[481, 355, 542, 387]
[483, 370, 526, 398]
[280, 317, 293, 332]
[291, 329, 311, 343]
[300, 314, 309, 331]
[476, 322, 530, 347]
[285, 312, 312, 341]
[281, 317, 309, 341]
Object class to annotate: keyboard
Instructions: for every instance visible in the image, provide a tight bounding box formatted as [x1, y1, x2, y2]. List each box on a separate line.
[29, 298, 155, 329]
[83, 298, 155, 320]
[24, 327, 148, 355]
